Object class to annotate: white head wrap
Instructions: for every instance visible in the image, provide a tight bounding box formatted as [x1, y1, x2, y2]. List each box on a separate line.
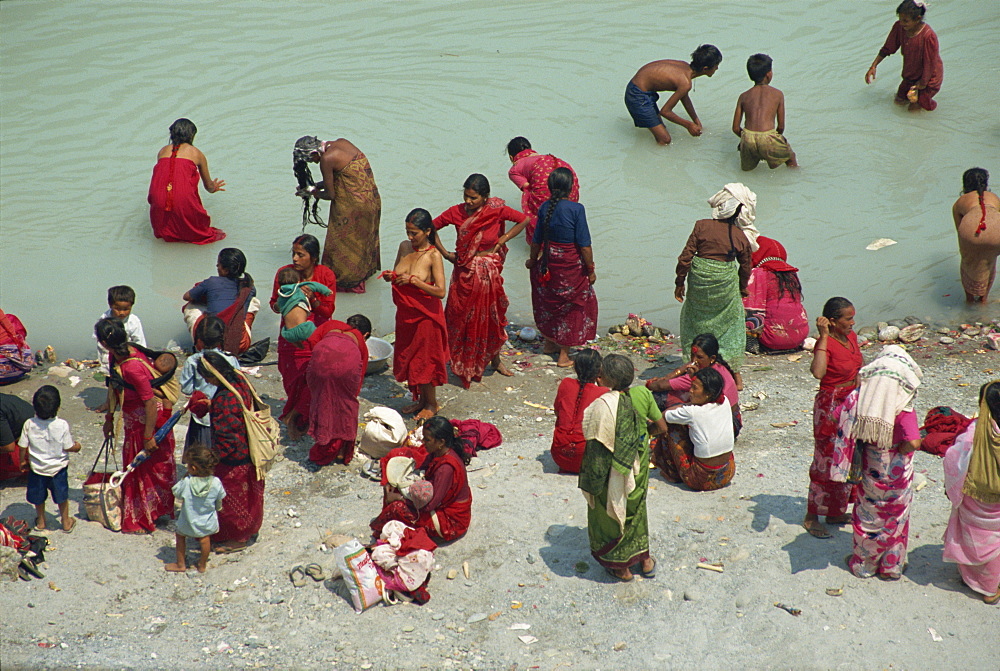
[708, 183, 759, 251]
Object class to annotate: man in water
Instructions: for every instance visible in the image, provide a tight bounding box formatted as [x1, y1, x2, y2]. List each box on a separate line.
[624, 45, 722, 145]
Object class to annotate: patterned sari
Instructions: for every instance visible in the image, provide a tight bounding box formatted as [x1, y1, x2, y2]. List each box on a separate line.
[530, 242, 597, 348]
[322, 153, 381, 292]
[511, 149, 579, 243]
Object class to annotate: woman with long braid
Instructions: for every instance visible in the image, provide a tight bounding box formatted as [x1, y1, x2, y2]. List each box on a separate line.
[952, 167, 1000, 303]
[148, 118, 226, 244]
[526, 167, 598, 367]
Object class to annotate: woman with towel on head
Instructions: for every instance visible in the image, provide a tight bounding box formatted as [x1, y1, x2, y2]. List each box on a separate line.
[674, 183, 756, 370]
[942, 381, 1000, 604]
[841, 345, 923, 581]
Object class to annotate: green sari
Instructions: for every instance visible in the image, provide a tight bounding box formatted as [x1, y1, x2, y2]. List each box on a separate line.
[679, 255, 745, 368]
[579, 386, 659, 570]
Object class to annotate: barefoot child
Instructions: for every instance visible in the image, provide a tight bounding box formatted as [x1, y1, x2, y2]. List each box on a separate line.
[732, 54, 798, 170]
[18, 386, 81, 532]
[166, 443, 225, 573]
[625, 45, 722, 145]
[865, 0, 943, 112]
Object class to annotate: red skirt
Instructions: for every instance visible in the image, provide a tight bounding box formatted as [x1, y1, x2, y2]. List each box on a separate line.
[307, 333, 363, 462]
[445, 254, 508, 387]
[120, 402, 176, 533]
[213, 462, 264, 543]
[530, 243, 597, 347]
[148, 157, 225, 245]
[392, 283, 449, 390]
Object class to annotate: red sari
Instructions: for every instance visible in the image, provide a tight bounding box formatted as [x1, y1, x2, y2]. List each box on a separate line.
[210, 374, 263, 543]
[508, 149, 580, 242]
[391, 282, 449, 396]
[115, 351, 176, 534]
[551, 377, 608, 473]
[434, 198, 525, 387]
[809, 332, 862, 517]
[304, 322, 368, 466]
[371, 449, 472, 541]
[148, 149, 225, 244]
[270, 264, 337, 421]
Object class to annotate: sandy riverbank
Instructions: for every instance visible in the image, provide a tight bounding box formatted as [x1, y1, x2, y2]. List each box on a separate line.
[1, 318, 998, 669]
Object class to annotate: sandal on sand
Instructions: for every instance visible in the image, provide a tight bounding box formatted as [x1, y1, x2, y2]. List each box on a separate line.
[639, 558, 657, 579]
[62, 518, 76, 534]
[289, 565, 308, 588]
[214, 543, 246, 555]
[304, 563, 325, 581]
[825, 514, 851, 526]
[20, 558, 45, 580]
[985, 590, 1000, 605]
[605, 567, 634, 583]
[804, 520, 832, 539]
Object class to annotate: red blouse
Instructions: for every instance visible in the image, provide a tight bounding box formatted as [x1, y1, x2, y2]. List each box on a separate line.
[819, 331, 862, 390]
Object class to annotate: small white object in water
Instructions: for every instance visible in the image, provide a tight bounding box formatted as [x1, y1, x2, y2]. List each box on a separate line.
[866, 238, 897, 251]
[519, 327, 538, 341]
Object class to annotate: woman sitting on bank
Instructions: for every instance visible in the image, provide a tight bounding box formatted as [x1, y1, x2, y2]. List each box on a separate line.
[148, 118, 226, 245]
[370, 416, 472, 542]
[659, 367, 736, 491]
[742, 235, 808, 353]
[646, 333, 742, 435]
[182, 248, 259, 354]
[550, 349, 607, 474]
[197, 352, 265, 553]
[942, 381, 1000, 604]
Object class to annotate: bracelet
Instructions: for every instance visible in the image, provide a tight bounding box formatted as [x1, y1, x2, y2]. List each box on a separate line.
[585, 264, 595, 271]
[144, 435, 155, 440]
[815, 348, 827, 352]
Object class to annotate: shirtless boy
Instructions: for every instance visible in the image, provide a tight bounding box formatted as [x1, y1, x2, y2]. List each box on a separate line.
[732, 53, 798, 170]
[625, 45, 722, 145]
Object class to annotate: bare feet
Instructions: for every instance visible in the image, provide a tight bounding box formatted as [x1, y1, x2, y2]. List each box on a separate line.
[164, 563, 187, 572]
[787, 152, 799, 168]
[196, 561, 208, 573]
[214, 542, 247, 554]
[556, 347, 574, 367]
[415, 406, 438, 420]
[542, 339, 559, 355]
[490, 355, 514, 377]
[606, 567, 634, 581]
[62, 518, 76, 534]
[285, 421, 305, 442]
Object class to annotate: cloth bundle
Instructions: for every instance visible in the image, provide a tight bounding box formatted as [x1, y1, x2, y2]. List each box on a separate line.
[370, 520, 437, 600]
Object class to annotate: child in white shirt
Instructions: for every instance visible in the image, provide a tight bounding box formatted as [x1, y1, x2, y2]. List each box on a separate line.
[96, 285, 147, 374]
[659, 367, 736, 491]
[18, 385, 81, 532]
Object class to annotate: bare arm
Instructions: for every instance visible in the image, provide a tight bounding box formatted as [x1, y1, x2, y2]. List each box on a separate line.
[142, 397, 159, 450]
[952, 199, 964, 229]
[433, 231, 455, 264]
[866, 54, 888, 84]
[776, 93, 786, 135]
[579, 245, 596, 284]
[196, 150, 225, 193]
[66, 441, 82, 454]
[810, 317, 831, 379]
[732, 97, 744, 137]
[659, 84, 698, 132]
[484, 218, 529, 256]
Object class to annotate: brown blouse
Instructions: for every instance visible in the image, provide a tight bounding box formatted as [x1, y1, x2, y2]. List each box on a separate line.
[675, 219, 753, 293]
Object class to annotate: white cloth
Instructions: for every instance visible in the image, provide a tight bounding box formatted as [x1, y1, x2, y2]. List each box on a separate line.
[17, 417, 74, 476]
[662, 401, 734, 458]
[852, 344, 923, 449]
[358, 407, 408, 459]
[708, 183, 759, 251]
[95, 310, 147, 373]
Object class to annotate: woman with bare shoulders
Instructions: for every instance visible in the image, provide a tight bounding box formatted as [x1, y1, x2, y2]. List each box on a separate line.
[383, 208, 449, 419]
[293, 136, 381, 293]
[148, 118, 226, 244]
[953, 167, 1000, 303]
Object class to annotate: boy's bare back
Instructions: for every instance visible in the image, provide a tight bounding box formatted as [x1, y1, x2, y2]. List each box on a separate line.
[631, 59, 692, 93]
[735, 84, 785, 133]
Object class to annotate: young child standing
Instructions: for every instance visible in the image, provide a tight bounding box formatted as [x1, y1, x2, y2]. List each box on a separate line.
[18, 386, 81, 532]
[625, 45, 723, 145]
[166, 443, 225, 573]
[96, 285, 147, 374]
[865, 0, 943, 112]
[732, 53, 798, 170]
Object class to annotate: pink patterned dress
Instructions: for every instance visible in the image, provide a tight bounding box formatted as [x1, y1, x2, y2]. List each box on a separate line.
[507, 149, 579, 243]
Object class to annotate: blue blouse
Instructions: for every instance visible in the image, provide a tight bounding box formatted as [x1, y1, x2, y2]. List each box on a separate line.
[532, 200, 591, 247]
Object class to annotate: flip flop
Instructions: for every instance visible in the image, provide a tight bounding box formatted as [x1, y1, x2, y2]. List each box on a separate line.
[639, 558, 657, 579]
[304, 563, 325, 581]
[289, 565, 308, 588]
[214, 543, 246, 554]
[20, 558, 45, 580]
[985, 590, 1000, 605]
[62, 518, 77, 534]
[605, 567, 634, 582]
[18, 565, 32, 581]
[804, 521, 832, 539]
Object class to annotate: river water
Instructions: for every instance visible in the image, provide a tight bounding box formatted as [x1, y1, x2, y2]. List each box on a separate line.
[2, 0, 998, 357]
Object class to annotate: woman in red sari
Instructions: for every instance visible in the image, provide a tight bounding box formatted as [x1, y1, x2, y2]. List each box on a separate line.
[526, 168, 598, 367]
[371, 416, 472, 542]
[384, 208, 449, 419]
[148, 118, 226, 244]
[300, 315, 370, 469]
[433, 174, 529, 388]
[506, 137, 580, 243]
[804, 297, 863, 539]
[197, 352, 263, 552]
[550, 349, 607, 474]
[269, 234, 337, 439]
[97, 319, 176, 534]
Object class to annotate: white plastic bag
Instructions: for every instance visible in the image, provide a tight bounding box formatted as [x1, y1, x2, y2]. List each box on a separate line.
[333, 539, 383, 613]
[358, 407, 408, 459]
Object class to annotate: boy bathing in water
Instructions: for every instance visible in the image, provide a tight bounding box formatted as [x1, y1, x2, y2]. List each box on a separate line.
[625, 45, 722, 145]
[732, 54, 798, 170]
